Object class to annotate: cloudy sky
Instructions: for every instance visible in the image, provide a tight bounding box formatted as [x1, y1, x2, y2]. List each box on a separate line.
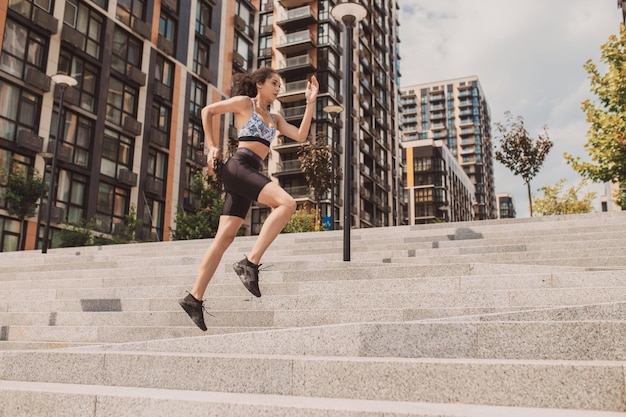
[397, 0, 622, 217]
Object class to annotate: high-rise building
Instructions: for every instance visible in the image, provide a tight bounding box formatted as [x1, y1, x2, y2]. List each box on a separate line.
[496, 193, 516, 219]
[0, 0, 241, 251]
[400, 76, 498, 221]
[259, 0, 406, 232]
[0, 0, 405, 251]
[401, 138, 475, 224]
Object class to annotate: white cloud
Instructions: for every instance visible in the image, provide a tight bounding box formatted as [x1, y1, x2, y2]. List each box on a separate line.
[398, 0, 622, 216]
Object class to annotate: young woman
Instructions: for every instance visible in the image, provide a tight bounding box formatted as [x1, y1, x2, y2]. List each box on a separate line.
[179, 67, 319, 330]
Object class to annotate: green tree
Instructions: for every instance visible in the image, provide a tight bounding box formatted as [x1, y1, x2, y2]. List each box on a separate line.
[2, 159, 44, 250]
[282, 207, 321, 233]
[565, 25, 626, 209]
[298, 134, 332, 226]
[171, 171, 224, 240]
[533, 178, 596, 216]
[493, 111, 553, 217]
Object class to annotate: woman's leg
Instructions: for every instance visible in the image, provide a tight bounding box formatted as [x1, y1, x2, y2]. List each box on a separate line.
[246, 182, 296, 265]
[190, 215, 244, 300]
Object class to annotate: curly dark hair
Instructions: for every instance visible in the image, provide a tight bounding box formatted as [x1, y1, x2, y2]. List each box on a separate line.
[231, 67, 278, 97]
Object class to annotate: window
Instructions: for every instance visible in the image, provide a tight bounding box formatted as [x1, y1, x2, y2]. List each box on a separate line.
[235, 0, 253, 32]
[58, 50, 98, 112]
[234, 33, 252, 71]
[51, 109, 93, 168]
[95, 182, 129, 233]
[106, 77, 138, 126]
[101, 128, 133, 178]
[55, 170, 88, 225]
[0, 19, 47, 79]
[155, 55, 174, 89]
[63, 0, 104, 59]
[144, 148, 167, 239]
[0, 215, 20, 251]
[147, 149, 167, 188]
[193, 40, 210, 75]
[111, 26, 143, 75]
[0, 80, 41, 143]
[142, 196, 164, 241]
[116, 0, 145, 27]
[318, 23, 338, 47]
[151, 102, 171, 137]
[183, 165, 203, 206]
[195, 0, 213, 36]
[159, 10, 177, 44]
[414, 156, 431, 172]
[0, 151, 33, 211]
[187, 120, 203, 161]
[8, 0, 52, 18]
[189, 78, 206, 119]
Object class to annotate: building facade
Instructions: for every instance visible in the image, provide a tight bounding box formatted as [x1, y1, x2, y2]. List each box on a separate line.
[259, 0, 406, 232]
[400, 77, 498, 222]
[402, 138, 475, 224]
[496, 193, 516, 219]
[0, 0, 245, 251]
[0, 0, 405, 252]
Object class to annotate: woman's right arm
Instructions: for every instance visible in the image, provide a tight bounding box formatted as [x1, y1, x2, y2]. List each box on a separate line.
[201, 96, 250, 167]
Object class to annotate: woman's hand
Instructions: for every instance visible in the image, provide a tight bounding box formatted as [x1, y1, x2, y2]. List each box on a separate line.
[206, 146, 220, 175]
[305, 75, 319, 104]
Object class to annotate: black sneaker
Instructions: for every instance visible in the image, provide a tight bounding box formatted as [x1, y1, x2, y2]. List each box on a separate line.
[178, 293, 208, 331]
[233, 256, 262, 297]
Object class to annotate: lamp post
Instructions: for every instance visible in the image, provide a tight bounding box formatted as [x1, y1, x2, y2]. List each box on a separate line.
[331, 1, 367, 262]
[42, 74, 77, 253]
[323, 104, 344, 231]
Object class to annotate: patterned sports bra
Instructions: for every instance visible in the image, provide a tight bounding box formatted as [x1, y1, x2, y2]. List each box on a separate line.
[238, 99, 277, 147]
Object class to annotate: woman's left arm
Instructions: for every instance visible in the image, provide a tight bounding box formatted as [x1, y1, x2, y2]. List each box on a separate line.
[276, 75, 319, 142]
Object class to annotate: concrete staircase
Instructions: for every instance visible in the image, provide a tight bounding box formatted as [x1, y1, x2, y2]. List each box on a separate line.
[1, 211, 626, 416]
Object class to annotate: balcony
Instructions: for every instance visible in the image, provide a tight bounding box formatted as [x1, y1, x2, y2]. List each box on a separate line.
[276, 54, 316, 78]
[276, 30, 316, 55]
[274, 159, 302, 177]
[277, 79, 308, 102]
[277, 5, 316, 31]
[278, 0, 312, 8]
[282, 105, 306, 122]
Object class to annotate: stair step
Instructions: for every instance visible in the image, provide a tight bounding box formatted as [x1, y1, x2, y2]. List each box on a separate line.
[1, 350, 624, 411]
[3, 380, 623, 417]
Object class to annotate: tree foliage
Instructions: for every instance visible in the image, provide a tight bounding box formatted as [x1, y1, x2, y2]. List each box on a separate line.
[533, 178, 596, 216]
[565, 25, 626, 208]
[282, 207, 322, 233]
[2, 159, 44, 250]
[493, 111, 553, 217]
[297, 134, 333, 226]
[171, 171, 224, 240]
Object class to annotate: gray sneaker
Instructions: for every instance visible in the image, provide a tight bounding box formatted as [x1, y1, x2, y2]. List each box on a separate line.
[233, 256, 262, 297]
[178, 294, 208, 331]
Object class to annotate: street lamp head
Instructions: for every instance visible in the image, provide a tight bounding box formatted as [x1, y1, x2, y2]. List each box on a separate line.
[323, 104, 344, 116]
[331, 2, 367, 26]
[51, 74, 78, 88]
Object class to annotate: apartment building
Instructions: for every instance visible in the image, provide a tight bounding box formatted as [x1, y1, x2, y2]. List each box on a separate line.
[258, 0, 406, 232]
[496, 193, 516, 219]
[0, 0, 405, 251]
[401, 138, 475, 224]
[400, 77, 498, 221]
[0, 0, 238, 251]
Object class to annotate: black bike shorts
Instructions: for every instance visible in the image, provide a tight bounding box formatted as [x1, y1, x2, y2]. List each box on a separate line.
[221, 148, 271, 219]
